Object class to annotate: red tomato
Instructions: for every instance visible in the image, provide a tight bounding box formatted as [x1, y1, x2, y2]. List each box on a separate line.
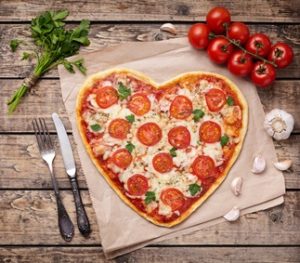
[160, 188, 185, 211]
[199, 121, 221, 143]
[127, 174, 148, 196]
[205, 88, 226, 112]
[207, 37, 233, 64]
[108, 118, 130, 139]
[268, 42, 294, 68]
[228, 22, 250, 45]
[246, 33, 271, 57]
[152, 153, 173, 173]
[206, 7, 231, 34]
[168, 126, 191, 149]
[111, 148, 132, 169]
[128, 93, 151, 116]
[137, 122, 162, 146]
[95, 86, 118, 108]
[192, 155, 215, 178]
[251, 62, 276, 88]
[227, 50, 254, 77]
[170, 95, 193, 120]
[188, 23, 211, 49]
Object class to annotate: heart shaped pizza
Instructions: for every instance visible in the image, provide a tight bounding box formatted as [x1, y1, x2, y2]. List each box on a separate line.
[76, 69, 248, 227]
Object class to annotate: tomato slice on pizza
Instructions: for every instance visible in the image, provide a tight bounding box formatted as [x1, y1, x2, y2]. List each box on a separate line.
[76, 69, 248, 227]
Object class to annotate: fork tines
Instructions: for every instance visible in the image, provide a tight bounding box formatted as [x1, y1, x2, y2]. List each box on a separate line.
[32, 118, 53, 151]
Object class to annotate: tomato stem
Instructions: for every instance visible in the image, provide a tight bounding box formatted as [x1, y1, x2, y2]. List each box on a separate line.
[211, 34, 277, 68]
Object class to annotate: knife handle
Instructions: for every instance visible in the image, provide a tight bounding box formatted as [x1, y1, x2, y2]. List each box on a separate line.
[70, 177, 91, 237]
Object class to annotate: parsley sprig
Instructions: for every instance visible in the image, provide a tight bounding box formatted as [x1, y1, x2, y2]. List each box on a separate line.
[189, 183, 201, 196]
[118, 83, 131, 100]
[7, 10, 90, 113]
[145, 191, 156, 204]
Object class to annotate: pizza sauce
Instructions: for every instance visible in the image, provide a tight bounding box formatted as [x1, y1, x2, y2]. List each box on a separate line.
[78, 71, 245, 225]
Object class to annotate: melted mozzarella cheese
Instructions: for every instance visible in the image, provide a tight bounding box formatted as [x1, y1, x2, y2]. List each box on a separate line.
[177, 88, 193, 100]
[158, 201, 172, 216]
[203, 142, 224, 166]
[173, 148, 197, 169]
[159, 98, 171, 112]
[117, 107, 132, 118]
[102, 132, 123, 146]
[199, 79, 214, 92]
[107, 162, 123, 174]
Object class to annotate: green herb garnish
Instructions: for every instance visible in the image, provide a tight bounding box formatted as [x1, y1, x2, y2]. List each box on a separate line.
[189, 183, 201, 196]
[125, 142, 135, 153]
[7, 10, 90, 113]
[10, 39, 22, 52]
[126, 114, 135, 123]
[21, 52, 31, 60]
[220, 134, 229, 147]
[145, 191, 156, 204]
[226, 96, 234, 106]
[193, 109, 205, 122]
[90, 124, 101, 132]
[169, 147, 177, 157]
[118, 83, 131, 100]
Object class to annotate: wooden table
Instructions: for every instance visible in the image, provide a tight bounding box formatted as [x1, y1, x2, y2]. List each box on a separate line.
[0, 1, 299, 262]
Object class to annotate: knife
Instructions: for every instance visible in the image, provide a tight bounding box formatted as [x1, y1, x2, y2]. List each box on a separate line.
[52, 112, 91, 237]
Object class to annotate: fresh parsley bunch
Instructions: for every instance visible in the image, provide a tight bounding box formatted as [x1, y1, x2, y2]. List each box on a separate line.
[7, 10, 90, 113]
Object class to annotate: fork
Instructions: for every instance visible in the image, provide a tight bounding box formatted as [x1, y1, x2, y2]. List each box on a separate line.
[32, 118, 74, 242]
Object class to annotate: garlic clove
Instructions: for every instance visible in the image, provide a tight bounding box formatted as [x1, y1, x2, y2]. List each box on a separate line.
[264, 109, 294, 141]
[160, 23, 177, 35]
[251, 155, 266, 174]
[224, 206, 240, 222]
[273, 160, 293, 171]
[231, 177, 243, 196]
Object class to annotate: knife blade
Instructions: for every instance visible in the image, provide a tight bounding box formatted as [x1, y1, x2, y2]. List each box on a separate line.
[52, 113, 76, 178]
[52, 112, 91, 237]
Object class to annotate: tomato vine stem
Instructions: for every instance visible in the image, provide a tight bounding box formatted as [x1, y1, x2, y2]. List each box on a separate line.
[210, 33, 277, 68]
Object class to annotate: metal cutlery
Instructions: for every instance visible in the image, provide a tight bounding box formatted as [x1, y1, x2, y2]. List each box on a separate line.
[32, 118, 74, 242]
[52, 113, 91, 237]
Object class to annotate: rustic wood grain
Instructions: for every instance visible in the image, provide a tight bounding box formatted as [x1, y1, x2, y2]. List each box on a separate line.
[0, 247, 300, 263]
[1, 79, 299, 132]
[0, 0, 299, 22]
[0, 135, 87, 189]
[0, 190, 299, 246]
[0, 134, 299, 189]
[0, 24, 299, 79]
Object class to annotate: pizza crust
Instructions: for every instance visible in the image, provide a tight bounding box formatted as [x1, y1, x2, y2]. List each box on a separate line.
[76, 68, 248, 227]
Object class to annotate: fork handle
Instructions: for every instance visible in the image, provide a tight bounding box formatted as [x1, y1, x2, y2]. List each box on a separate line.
[56, 194, 74, 242]
[70, 177, 91, 237]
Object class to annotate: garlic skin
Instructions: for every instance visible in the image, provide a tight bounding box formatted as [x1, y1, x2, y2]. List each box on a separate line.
[160, 23, 177, 35]
[273, 160, 293, 171]
[231, 177, 243, 196]
[264, 109, 294, 140]
[224, 206, 240, 222]
[251, 155, 266, 174]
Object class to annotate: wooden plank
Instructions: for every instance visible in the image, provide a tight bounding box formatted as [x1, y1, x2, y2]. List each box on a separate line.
[0, 0, 299, 23]
[0, 247, 300, 263]
[0, 134, 299, 189]
[0, 24, 299, 79]
[0, 135, 87, 189]
[1, 79, 300, 133]
[0, 190, 298, 246]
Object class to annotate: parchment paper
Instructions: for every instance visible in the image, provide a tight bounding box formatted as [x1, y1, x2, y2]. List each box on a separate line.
[58, 38, 285, 258]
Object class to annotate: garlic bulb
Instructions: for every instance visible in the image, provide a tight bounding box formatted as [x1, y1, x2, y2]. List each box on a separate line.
[231, 177, 243, 196]
[224, 206, 240, 222]
[251, 155, 266, 174]
[160, 23, 177, 35]
[264, 109, 294, 140]
[273, 159, 293, 171]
